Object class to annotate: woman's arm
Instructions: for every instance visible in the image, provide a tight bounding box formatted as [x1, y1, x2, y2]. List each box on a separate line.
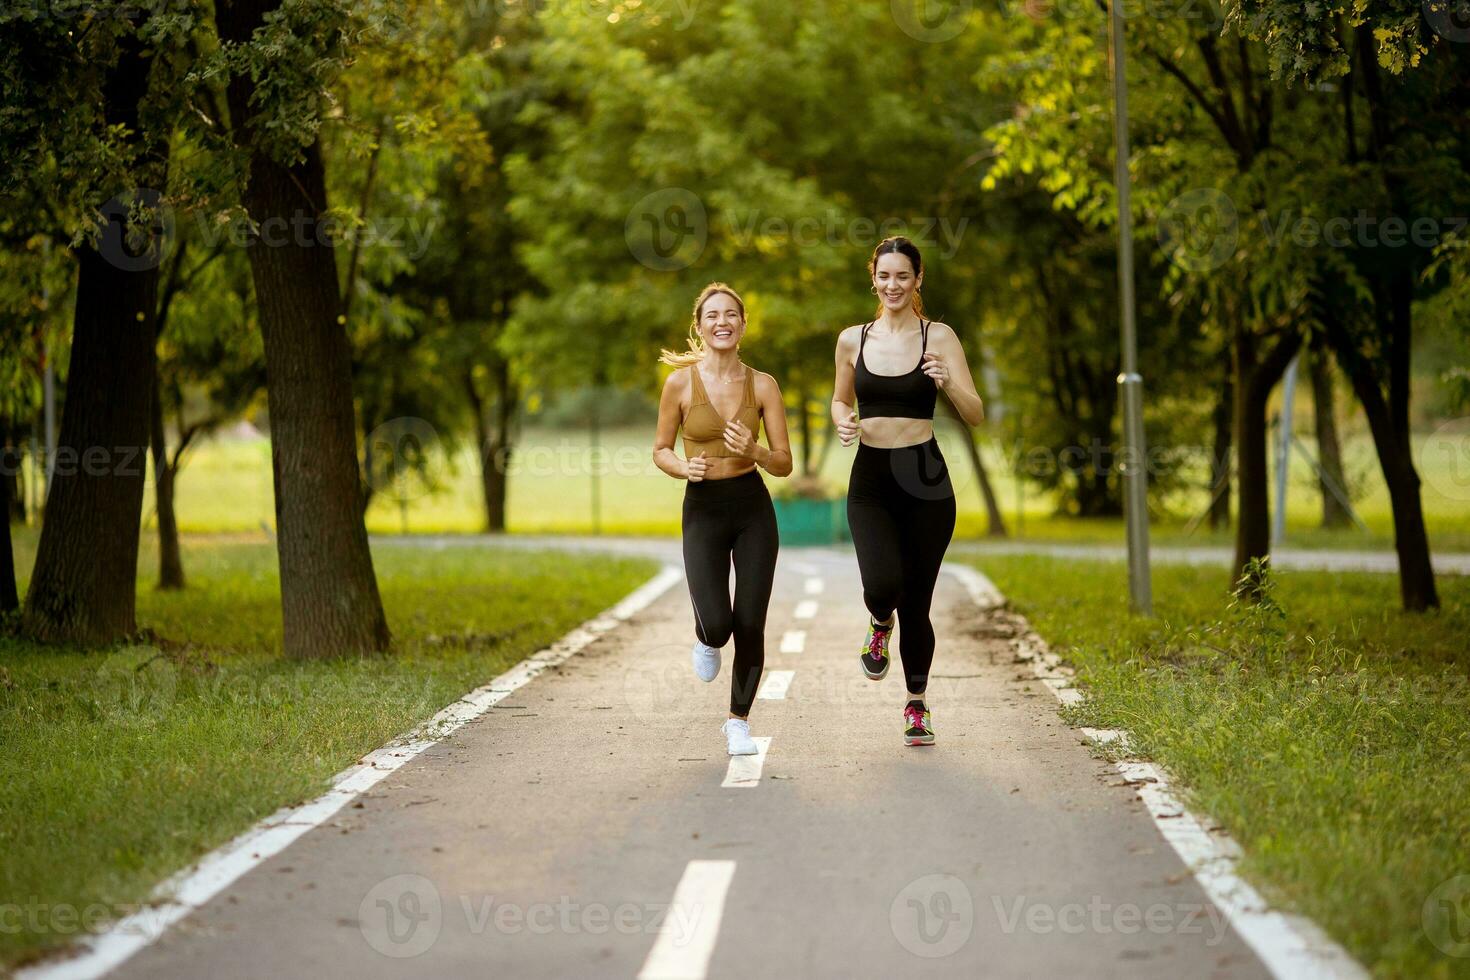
[725, 372, 793, 477]
[922, 323, 985, 426]
[653, 369, 707, 481]
[831, 326, 861, 447]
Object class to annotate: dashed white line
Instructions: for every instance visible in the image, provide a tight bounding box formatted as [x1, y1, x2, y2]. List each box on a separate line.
[20, 566, 686, 980]
[804, 577, 824, 595]
[756, 670, 794, 700]
[637, 860, 737, 980]
[720, 736, 772, 788]
[779, 631, 806, 654]
[793, 600, 818, 620]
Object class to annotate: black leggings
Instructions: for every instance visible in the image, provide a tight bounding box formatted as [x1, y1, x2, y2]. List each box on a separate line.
[682, 470, 779, 717]
[847, 438, 956, 696]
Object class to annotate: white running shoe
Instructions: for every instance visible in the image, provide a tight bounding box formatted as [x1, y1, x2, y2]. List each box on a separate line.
[691, 640, 721, 682]
[722, 717, 758, 756]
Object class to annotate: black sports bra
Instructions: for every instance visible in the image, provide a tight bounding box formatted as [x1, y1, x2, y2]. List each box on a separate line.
[854, 320, 937, 420]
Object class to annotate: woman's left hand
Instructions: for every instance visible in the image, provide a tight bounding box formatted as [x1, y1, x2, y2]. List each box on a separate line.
[922, 351, 949, 389]
[724, 420, 757, 456]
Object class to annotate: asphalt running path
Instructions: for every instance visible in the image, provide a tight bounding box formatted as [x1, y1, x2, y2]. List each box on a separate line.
[108, 546, 1271, 979]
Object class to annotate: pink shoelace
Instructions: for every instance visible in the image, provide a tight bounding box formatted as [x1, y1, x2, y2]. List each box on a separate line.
[867, 622, 891, 660]
[904, 705, 927, 731]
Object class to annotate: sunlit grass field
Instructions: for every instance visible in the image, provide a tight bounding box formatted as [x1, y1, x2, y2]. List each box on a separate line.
[41, 420, 1466, 550]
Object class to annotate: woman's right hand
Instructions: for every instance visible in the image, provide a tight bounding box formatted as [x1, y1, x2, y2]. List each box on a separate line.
[836, 411, 860, 447]
[687, 451, 709, 482]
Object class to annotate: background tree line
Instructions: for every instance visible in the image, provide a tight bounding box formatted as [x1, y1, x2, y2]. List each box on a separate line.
[2, 0, 1465, 659]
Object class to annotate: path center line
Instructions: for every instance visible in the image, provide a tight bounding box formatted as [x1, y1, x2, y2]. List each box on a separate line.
[19, 565, 686, 980]
[779, 630, 805, 654]
[756, 670, 794, 700]
[793, 599, 818, 620]
[637, 860, 737, 980]
[720, 736, 772, 788]
[804, 577, 824, 595]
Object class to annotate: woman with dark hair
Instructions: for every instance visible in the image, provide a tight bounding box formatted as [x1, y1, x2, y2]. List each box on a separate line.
[830, 237, 984, 746]
[654, 283, 793, 756]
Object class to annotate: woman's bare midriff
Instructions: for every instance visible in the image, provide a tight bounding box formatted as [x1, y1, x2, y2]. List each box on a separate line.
[701, 457, 759, 480]
[859, 416, 934, 449]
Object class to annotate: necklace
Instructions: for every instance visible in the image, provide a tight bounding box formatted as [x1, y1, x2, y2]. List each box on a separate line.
[705, 364, 745, 384]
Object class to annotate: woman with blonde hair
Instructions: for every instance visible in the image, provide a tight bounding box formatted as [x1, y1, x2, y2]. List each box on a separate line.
[831, 237, 984, 747]
[654, 283, 793, 755]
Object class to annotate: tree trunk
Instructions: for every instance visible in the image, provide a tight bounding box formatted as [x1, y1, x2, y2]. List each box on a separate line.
[218, 0, 390, 657]
[1308, 342, 1350, 529]
[970, 438, 1008, 538]
[1, 436, 18, 615]
[468, 360, 515, 534]
[1232, 326, 1302, 592]
[22, 35, 161, 645]
[150, 372, 185, 590]
[490, 362, 516, 533]
[940, 399, 1007, 537]
[1340, 25, 1438, 611]
[1325, 300, 1438, 611]
[797, 384, 813, 477]
[465, 361, 515, 534]
[2, 423, 23, 525]
[1209, 347, 1233, 531]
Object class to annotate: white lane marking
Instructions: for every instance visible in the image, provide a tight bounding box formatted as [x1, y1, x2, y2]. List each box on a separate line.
[779, 630, 806, 654]
[20, 566, 687, 980]
[788, 560, 819, 575]
[756, 670, 794, 700]
[1118, 760, 1368, 980]
[942, 561, 1369, 980]
[793, 599, 818, 620]
[804, 577, 824, 595]
[720, 736, 772, 788]
[637, 860, 737, 980]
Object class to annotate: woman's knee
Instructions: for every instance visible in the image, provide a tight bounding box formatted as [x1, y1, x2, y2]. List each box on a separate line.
[864, 575, 904, 616]
[730, 609, 767, 651]
[696, 608, 734, 648]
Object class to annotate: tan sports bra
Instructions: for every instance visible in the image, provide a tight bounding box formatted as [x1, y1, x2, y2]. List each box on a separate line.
[681, 363, 761, 459]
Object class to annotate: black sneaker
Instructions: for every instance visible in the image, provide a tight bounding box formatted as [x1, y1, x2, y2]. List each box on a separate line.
[860, 618, 894, 680]
[904, 700, 935, 746]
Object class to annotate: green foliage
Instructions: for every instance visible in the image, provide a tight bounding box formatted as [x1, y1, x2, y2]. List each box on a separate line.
[1222, 0, 1456, 79]
[503, 0, 1004, 397]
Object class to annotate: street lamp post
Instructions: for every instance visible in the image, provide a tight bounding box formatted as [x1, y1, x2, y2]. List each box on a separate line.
[1108, 0, 1153, 614]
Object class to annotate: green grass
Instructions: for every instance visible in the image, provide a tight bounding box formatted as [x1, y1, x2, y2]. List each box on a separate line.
[0, 529, 658, 970]
[961, 553, 1470, 979]
[19, 421, 1451, 547]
